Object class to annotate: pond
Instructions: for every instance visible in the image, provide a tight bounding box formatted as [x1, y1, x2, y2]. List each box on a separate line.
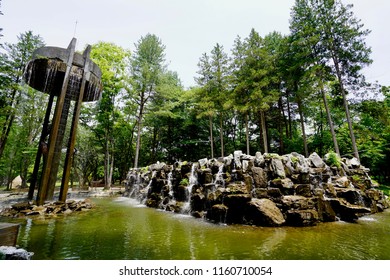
[2, 197, 390, 260]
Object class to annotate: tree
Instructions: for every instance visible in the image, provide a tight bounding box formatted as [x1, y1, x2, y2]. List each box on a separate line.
[129, 33, 166, 168]
[141, 71, 184, 164]
[194, 52, 215, 158]
[289, 1, 340, 156]
[210, 43, 230, 157]
[294, 0, 372, 160]
[0, 31, 44, 159]
[228, 29, 280, 154]
[353, 87, 390, 182]
[73, 125, 100, 189]
[90, 41, 130, 188]
[262, 32, 285, 153]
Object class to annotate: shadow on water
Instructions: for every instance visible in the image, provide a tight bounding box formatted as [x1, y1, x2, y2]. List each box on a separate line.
[2, 197, 390, 260]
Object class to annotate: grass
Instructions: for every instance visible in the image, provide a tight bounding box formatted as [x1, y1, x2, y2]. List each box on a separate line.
[379, 185, 390, 196]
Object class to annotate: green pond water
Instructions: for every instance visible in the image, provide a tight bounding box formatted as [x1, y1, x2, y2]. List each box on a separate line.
[2, 197, 390, 260]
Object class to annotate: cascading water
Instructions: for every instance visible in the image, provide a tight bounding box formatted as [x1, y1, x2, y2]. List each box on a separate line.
[187, 163, 198, 201]
[145, 171, 157, 193]
[180, 163, 198, 214]
[127, 172, 142, 198]
[167, 171, 174, 197]
[213, 164, 225, 191]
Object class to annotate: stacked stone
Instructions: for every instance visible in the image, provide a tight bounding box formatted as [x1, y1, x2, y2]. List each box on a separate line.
[125, 151, 389, 227]
[0, 199, 94, 218]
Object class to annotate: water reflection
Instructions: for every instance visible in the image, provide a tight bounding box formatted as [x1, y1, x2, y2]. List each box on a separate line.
[2, 197, 390, 260]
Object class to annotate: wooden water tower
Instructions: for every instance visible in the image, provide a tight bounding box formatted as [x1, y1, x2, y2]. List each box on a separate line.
[23, 38, 102, 205]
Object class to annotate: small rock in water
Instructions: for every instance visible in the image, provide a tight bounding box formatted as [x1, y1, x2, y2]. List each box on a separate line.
[0, 246, 34, 260]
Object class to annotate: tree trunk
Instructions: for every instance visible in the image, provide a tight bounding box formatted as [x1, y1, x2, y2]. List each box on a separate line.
[134, 98, 144, 168]
[0, 79, 21, 159]
[260, 110, 268, 153]
[108, 152, 114, 188]
[209, 115, 214, 159]
[219, 113, 224, 157]
[278, 98, 285, 154]
[245, 112, 250, 155]
[104, 132, 110, 189]
[332, 57, 359, 160]
[151, 126, 158, 163]
[321, 88, 340, 155]
[286, 89, 293, 139]
[232, 113, 238, 151]
[297, 96, 309, 157]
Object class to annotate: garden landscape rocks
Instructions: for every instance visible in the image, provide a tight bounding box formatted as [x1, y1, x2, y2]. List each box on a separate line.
[125, 151, 389, 227]
[0, 199, 94, 218]
[0, 246, 34, 260]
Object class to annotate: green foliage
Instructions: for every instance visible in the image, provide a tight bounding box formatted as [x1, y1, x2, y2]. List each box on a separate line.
[325, 151, 341, 168]
[129, 33, 167, 168]
[291, 156, 299, 164]
[379, 186, 390, 197]
[179, 178, 189, 186]
[0, 31, 45, 187]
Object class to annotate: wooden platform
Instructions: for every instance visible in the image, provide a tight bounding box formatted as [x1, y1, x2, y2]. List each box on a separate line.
[0, 223, 20, 247]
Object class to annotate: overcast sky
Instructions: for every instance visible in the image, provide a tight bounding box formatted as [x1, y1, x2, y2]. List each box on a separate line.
[1, 0, 389, 88]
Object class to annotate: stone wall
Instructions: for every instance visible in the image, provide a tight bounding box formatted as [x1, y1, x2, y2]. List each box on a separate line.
[124, 151, 389, 226]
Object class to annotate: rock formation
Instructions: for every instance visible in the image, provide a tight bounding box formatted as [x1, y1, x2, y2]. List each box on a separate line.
[124, 151, 389, 227]
[0, 199, 94, 218]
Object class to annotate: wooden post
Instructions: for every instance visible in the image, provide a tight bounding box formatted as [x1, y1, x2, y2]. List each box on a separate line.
[36, 38, 76, 206]
[0, 223, 20, 247]
[59, 46, 91, 202]
[28, 94, 55, 200]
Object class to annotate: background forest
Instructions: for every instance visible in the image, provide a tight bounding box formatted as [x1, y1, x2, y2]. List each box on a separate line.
[1, 0, 389, 191]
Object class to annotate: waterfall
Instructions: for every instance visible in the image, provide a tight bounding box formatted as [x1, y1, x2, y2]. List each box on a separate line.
[128, 172, 141, 198]
[187, 163, 198, 201]
[146, 171, 157, 193]
[167, 171, 174, 197]
[213, 164, 225, 190]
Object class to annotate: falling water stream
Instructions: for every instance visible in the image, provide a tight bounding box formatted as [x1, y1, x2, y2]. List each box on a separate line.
[2, 197, 390, 260]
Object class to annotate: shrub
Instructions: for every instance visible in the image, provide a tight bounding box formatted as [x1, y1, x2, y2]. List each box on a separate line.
[180, 178, 189, 186]
[325, 151, 341, 168]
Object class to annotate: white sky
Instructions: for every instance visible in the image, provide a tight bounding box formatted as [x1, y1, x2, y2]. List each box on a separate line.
[1, 0, 389, 88]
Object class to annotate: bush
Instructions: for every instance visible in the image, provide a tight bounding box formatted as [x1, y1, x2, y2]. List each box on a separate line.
[325, 151, 341, 168]
[179, 178, 189, 186]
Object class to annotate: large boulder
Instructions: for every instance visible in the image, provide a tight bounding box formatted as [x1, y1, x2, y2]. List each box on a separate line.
[11, 176, 22, 189]
[149, 162, 166, 171]
[316, 197, 337, 222]
[245, 198, 285, 226]
[0, 246, 34, 260]
[234, 150, 243, 169]
[190, 193, 206, 212]
[255, 152, 265, 167]
[270, 157, 286, 178]
[286, 209, 319, 226]
[328, 198, 371, 222]
[294, 184, 312, 197]
[271, 178, 294, 195]
[223, 194, 251, 223]
[206, 204, 228, 223]
[251, 167, 267, 188]
[336, 188, 366, 206]
[281, 195, 314, 210]
[333, 176, 351, 188]
[309, 152, 325, 168]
